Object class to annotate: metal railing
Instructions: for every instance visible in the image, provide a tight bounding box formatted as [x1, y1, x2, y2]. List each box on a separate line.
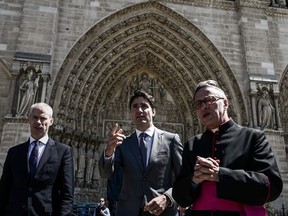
[72, 204, 98, 216]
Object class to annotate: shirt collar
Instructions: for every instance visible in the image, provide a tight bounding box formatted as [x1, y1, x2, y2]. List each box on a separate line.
[29, 135, 49, 145]
[136, 125, 155, 138]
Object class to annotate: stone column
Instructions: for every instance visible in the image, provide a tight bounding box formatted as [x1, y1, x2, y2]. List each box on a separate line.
[41, 74, 50, 102]
[9, 73, 18, 116]
[250, 92, 258, 128]
[273, 95, 282, 130]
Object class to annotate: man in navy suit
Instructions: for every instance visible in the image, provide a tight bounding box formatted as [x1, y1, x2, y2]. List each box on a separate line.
[99, 90, 183, 216]
[0, 102, 74, 216]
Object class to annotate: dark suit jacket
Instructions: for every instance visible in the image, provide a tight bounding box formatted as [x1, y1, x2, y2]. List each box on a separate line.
[99, 128, 183, 216]
[0, 138, 74, 216]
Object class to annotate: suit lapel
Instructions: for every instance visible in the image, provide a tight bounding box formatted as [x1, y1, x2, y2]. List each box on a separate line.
[146, 128, 163, 173]
[23, 141, 30, 175]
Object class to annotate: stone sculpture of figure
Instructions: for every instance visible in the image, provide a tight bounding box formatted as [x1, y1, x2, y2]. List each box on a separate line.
[271, 0, 286, 6]
[153, 79, 166, 105]
[16, 69, 39, 117]
[139, 72, 152, 95]
[92, 145, 101, 188]
[129, 75, 138, 96]
[76, 141, 86, 187]
[159, 83, 166, 105]
[71, 140, 79, 176]
[257, 88, 275, 130]
[85, 143, 95, 186]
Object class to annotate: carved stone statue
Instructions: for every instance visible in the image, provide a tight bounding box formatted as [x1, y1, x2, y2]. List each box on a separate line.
[16, 69, 39, 117]
[85, 143, 95, 186]
[76, 141, 86, 187]
[139, 72, 152, 95]
[257, 87, 275, 130]
[71, 140, 79, 176]
[92, 145, 101, 188]
[271, 0, 286, 6]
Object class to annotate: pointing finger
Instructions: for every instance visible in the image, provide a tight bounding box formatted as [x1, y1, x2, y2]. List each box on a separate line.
[117, 128, 123, 134]
[110, 123, 119, 136]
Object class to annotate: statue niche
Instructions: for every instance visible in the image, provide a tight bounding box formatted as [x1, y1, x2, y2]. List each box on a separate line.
[256, 86, 275, 130]
[15, 63, 43, 117]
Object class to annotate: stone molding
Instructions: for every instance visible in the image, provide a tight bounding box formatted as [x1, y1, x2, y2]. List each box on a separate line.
[49, 1, 246, 141]
[154, 0, 288, 16]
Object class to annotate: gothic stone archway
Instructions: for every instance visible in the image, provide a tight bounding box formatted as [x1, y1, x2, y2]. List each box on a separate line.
[49, 1, 246, 203]
[280, 65, 288, 155]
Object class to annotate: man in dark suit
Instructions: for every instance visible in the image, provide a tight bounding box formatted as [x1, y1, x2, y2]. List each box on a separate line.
[106, 168, 123, 216]
[0, 102, 74, 216]
[99, 90, 183, 216]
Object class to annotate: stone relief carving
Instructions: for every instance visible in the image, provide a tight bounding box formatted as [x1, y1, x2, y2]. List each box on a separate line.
[249, 80, 282, 131]
[48, 1, 248, 203]
[50, 127, 103, 196]
[76, 140, 86, 187]
[271, 0, 287, 7]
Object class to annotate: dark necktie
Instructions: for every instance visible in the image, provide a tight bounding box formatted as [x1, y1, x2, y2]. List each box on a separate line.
[139, 133, 147, 168]
[29, 140, 39, 177]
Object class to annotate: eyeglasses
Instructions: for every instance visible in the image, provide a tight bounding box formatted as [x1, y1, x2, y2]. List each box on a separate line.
[193, 95, 224, 109]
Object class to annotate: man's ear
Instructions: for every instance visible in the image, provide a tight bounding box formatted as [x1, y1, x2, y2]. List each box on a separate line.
[50, 117, 54, 126]
[224, 99, 229, 110]
[152, 108, 156, 117]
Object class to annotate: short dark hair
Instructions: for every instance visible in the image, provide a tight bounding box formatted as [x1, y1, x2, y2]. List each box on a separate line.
[129, 90, 155, 109]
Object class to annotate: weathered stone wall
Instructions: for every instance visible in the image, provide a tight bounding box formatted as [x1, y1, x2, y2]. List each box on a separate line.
[0, 0, 288, 209]
[0, 60, 13, 142]
[0, 119, 29, 164]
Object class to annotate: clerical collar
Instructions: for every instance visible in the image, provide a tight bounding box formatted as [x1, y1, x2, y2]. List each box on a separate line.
[208, 119, 233, 133]
[136, 126, 155, 138]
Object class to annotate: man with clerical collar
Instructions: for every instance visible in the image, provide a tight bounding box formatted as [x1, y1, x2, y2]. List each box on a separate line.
[172, 80, 283, 216]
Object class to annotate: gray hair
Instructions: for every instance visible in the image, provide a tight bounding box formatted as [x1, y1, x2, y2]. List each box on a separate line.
[29, 102, 53, 117]
[194, 80, 227, 99]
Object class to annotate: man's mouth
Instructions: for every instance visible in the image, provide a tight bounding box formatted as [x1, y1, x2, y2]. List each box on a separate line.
[137, 116, 147, 122]
[35, 126, 44, 131]
[202, 113, 211, 118]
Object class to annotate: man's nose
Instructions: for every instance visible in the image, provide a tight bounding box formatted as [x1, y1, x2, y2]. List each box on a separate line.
[137, 107, 144, 112]
[134, 105, 144, 112]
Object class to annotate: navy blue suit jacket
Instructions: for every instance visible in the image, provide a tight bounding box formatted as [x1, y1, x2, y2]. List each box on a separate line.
[0, 138, 74, 216]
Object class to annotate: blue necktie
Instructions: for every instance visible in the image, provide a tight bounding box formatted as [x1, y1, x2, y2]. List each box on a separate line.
[139, 133, 147, 168]
[29, 140, 39, 177]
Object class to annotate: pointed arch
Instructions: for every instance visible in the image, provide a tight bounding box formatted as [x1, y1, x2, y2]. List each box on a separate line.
[279, 64, 288, 138]
[49, 1, 247, 140]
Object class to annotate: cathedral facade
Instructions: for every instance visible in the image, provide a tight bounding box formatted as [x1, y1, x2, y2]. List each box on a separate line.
[0, 0, 288, 210]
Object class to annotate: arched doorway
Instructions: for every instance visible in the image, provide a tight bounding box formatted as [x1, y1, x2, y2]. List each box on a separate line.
[49, 1, 246, 203]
